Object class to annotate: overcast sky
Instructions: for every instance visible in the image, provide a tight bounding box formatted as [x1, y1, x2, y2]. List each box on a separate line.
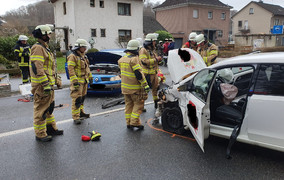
[1, 0, 284, 16]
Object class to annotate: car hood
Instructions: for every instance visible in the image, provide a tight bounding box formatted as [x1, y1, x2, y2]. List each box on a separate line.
[167, 48, 206, 83]
[87, 52, 122, 65]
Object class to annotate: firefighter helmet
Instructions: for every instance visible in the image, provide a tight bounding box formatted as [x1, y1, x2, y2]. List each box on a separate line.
[188, 32, 197, 41]
[74, 39, 89, 47]
[126, 39, 140, 50]
[145, 33, 157, 41]
[196, 34, 205, 45]
[35, 25, 52, 35]
[18, 35, 29, 41]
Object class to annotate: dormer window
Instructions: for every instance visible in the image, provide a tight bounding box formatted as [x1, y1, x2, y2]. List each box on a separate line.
[249, 8, 254, 14]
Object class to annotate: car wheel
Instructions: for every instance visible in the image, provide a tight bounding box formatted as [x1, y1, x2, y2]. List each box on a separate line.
[161, 107, 184, 134]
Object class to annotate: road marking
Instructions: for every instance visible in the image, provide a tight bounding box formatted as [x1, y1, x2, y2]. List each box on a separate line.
[0, 101, 154, 138]
[146, 118, 196, 142]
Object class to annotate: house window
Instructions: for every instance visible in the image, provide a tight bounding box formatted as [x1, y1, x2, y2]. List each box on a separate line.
[193, 10, 198, 18]
[63, 2, 66, 15]
[119, 30, 131, 42]
[217, 30, 223, 37]
[208, 11, 213, 19]
[91, 29, 97, 37]
[244, 20, 248, 30]
[101, 29, 106, 37]
[249, 8, 254, 14]
[118, 3, 131, 16]
[238, 21, 242, 28]
[100, 1, 104, 8]
[221, 12, 226, 20]
[90, 0, 95, 7]
[275, 19, 279, 25]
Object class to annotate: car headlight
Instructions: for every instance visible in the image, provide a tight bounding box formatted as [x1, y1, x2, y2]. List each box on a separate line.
[110, 75, 121, 81]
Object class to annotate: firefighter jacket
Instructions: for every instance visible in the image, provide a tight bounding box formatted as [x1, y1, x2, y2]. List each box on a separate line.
[139, 47, 159, 75]
[14, 41, 31, 67]
[182, 41, 198, 51]
[67, 50, 92, 84]
[197, 43, 218, 66]
[118, 53, 148, 94]
[30, 40, 55, 88]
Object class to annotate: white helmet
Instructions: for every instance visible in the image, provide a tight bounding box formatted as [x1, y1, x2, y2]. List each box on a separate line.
[126, 39, 140, 50]
[145, 33, 157, 41]
[188, 32, 197, 41]
[217, 68, 234, 83]
[74, 39, 89, 47]
[195, 34, 205, 45]
[18, 35, 28, 41]
[35, 25, 52, 35]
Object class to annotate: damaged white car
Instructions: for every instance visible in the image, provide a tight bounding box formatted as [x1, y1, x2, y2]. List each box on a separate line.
[157, 49, 284, 158]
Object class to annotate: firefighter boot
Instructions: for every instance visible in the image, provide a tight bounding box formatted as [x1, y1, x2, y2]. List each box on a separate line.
[129, 125, 144, 131]
[46, 124, 64, 135]
[36, 135, 52, 142]
[80, 112, 90, 119]
[74, 118, 82, 125]
[154, 100, 159, 109]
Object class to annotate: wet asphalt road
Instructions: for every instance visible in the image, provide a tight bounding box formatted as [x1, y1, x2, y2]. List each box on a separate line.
[0, 66, 284, 180]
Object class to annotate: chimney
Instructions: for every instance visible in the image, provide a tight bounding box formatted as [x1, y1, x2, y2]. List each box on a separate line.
[259, 0, 263, 3]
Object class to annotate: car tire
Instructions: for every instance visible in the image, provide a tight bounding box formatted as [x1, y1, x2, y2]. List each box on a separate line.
[161, 107, 184, 134]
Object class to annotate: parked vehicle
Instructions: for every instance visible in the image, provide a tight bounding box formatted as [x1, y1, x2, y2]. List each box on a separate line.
[158, 49, 284, 157]
[65, 49, 125, 95]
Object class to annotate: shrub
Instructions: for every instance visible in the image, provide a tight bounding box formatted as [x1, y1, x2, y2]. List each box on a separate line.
[87, 48, 99, 53]
[155, 30, 173, 42]
[56, 51, 63, 57]
[0, 54, 9, 65]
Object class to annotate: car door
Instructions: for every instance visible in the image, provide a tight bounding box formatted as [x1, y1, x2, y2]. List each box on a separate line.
[182, 69, 216, 152]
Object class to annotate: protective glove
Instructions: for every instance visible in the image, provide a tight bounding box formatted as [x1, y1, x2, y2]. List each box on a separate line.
[73, 82, 80, 90]
[89, 77, 93, 84]
[144, 85, 150, 94]
[88, 130, 101, 141]
[43, 85, 51, 95]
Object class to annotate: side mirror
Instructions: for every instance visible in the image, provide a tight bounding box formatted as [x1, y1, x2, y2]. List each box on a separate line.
[178, 84, 189, 91]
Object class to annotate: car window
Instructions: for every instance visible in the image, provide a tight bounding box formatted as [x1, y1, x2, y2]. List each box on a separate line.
[254, 64, 284, 96]
[191, 69, 215, 102]
[231, 66, 253, 74]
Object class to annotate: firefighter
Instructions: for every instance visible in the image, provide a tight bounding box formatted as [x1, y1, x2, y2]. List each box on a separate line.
[14, 35, 31, 84]
[196, 34, 218, 66]
[118, 39, 149, 130]
[67, 39, 93, 125]
[139, 33, 162, 109]
[182, 32, 198, 51]
[30, 25, 63, 142]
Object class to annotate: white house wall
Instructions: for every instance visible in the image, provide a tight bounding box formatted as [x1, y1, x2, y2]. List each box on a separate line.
[52, 0, 143, 51]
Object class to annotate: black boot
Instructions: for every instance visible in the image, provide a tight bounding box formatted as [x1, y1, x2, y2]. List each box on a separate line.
[46, 125, 64, 135]
[129, 125, 144, 130]
[154, 100, 159, 109]
[80, 112, 90, 119]
[74, 119, 82, 125]
[36, 135, 52, 142]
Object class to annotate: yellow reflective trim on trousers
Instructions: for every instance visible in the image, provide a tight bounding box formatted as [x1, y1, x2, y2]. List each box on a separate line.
[68, 61, 76, 66]
[30, 55, 44, 62]
[142, 68, 156, 74]
[121, 71, 135, 78]
[46, 116, 55, 123]
[132, 64, 141, 71]
[131, 113, 140, 119]
[34, 123, 46, 130]
[70, 75, 78, 81]
[72, 109, 80, 114]
[78, 78, 85, 83]
[31, 76, 48, 83]
[121, 83, 141, 90]
[125, 114, 131, 118]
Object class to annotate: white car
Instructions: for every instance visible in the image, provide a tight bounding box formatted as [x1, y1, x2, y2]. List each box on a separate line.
[159, 49, 284, 158]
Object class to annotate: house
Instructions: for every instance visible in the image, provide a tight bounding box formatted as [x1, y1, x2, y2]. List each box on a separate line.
[153, 0, 232, 47]
[232, 1, 284, 35]
[232, 1, 284, 47]
[49, 0, 144, 51]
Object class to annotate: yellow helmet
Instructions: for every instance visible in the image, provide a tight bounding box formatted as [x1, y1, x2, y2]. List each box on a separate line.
[35, 25, 52, 35]
[196, 34, 205, 45]
[126, 39, 140, 50]
[145, 33, 157, 41]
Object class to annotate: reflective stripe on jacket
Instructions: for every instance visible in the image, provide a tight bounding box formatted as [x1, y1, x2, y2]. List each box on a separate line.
[30, 40, 55, 87]
[67, 51, 92, 84]
[197, 43, 218, 66]
[118, 53, 147, 94]
[139, 47, 159, 74]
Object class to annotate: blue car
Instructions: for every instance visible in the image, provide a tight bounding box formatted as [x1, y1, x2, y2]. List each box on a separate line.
[65, 49, 125, 95]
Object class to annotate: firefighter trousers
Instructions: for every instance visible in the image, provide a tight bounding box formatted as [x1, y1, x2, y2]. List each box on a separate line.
[20, 66, 30, 84]
[124, 94, 144, 126]
[147, 74, 159, 101]
[32, 85, 58, 138]
[70, 82, 88, 120]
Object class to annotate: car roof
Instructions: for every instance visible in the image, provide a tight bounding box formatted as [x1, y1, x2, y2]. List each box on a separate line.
[212, 52, 284, 68]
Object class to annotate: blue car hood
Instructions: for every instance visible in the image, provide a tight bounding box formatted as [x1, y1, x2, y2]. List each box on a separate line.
[87, 52, 122, 65]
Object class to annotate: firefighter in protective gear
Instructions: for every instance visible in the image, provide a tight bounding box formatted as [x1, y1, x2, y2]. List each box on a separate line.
[30, 25, 63, 142]
[67, 39, 92, 125]
[118, 39, 149, 130]
[14, 35, 31, 84]
[196, 34, 218, 66]
[139, 33, 162, 109]
[182, 32, 198, 51]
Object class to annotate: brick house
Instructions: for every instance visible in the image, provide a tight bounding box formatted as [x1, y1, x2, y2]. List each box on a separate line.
[153, 0, 232, 47]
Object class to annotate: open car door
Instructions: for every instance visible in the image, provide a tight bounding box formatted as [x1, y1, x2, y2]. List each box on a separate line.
[181, 69, 216, 152]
